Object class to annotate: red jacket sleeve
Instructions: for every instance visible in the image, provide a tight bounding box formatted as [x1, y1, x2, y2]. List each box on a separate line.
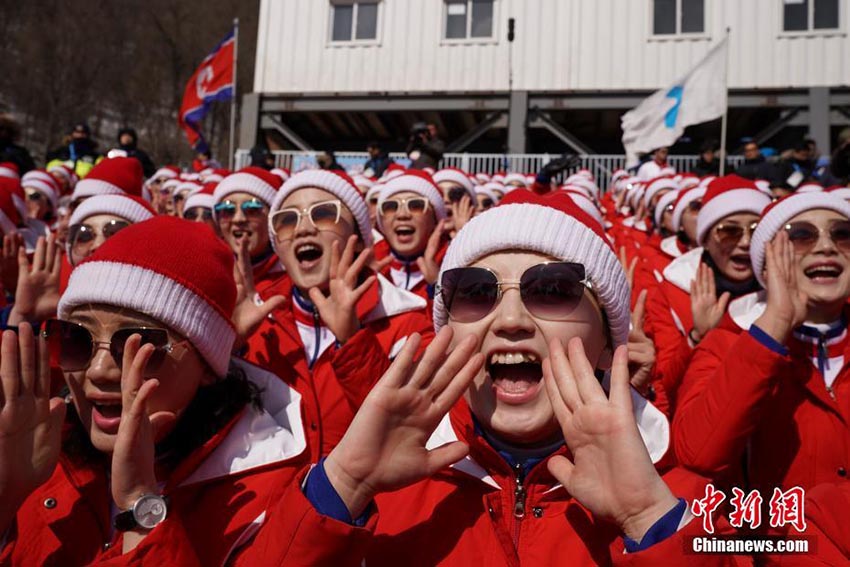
[644, 285, 694, 403]
[673, 330, 790, 477]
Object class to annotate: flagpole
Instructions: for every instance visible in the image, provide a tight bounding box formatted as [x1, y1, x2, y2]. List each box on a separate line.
[228, 17, 239, 170]
[719, 27, 731, 175]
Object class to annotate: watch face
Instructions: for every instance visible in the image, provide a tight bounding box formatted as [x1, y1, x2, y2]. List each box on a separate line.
[134, 494, 167, 529]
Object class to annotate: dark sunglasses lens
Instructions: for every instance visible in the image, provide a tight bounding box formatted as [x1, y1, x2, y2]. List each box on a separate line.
[520, 263, 586, 320]
[448, 187, 467, 203]
[242, 200, 266, 217]
[786, 222, 819, 249]
[408, 199, 428, 213]
[716, 225, 744, 244]
[440, 267, 499, 322]
[103, 220, 130, 239]
[111, 328, 170, 374]
[28, 192, 43, 201]
[69, 224, 94, 245]
[831, 221, 850, 250]
[481, 198, 494, 209]
[380, 201, 400, 215]
[214, 203, 236, 218]
[688, 201, 702, 212]
[44, 319, 93, 371]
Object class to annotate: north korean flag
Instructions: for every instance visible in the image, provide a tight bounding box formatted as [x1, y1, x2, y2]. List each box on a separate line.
[179, 27, 235, 152]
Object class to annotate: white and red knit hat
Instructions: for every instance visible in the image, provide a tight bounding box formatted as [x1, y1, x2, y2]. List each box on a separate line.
[696, 175, 772, 245]
[654, 189, 681, 228]
[502, 172, 528, 188]
[214, 166, 283, 206]
[365, 183, 384, 205]
[175, 181, 202, 200]
[48, 163, 78, 192]
[21, 170, 61, 209]
[751, 192, 850, 288]
[561, 189, 605, 229]
[474, 173, 491, 184]
[433, 167, 476, 200]
[271, 169, 373, 246]
[797, 182, 824, 193]
[0, 162, 19, 180]
[671, 186, 706, 231]
[352, 175, 376, 193]
[270, 168, 291, 183]
[0, 179, 24, 235]
[643, 176, 679, 208]
[152, 166, 181, 181]
[68, 193, 156, 229]
[184, 182, 217, 212]
[59, 217, 237, 377]
[377, 170, 447, 230]
[433, 191, 630, 346]
[72, 157, 145, 201]
[828, 186, 850, 201]
[474, 184, 500, 205]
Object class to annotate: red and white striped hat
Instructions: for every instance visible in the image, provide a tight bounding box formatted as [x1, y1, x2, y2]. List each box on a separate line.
[0, 162, 20, 180]
[214, 166, 283, 206]
[433, 167, 476, 200]
[377, 170, 447, 230]
[21, 170, 61, 209]
[68, 194, 156, 229]
[184, 182, 218, 212]
[59, 217, 237, 377]
[72, 157, 145, 201]
[696, 175, 771, 245]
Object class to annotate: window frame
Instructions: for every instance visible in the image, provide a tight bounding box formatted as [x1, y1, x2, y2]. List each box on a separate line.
[441, 0, 499, 45]
[648, 0, 711, 41]
[327, 0, 382, 47]
[779, 0, 843, 37]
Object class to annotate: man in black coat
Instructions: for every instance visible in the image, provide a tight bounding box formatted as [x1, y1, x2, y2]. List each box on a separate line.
[0, 114, 36, 174]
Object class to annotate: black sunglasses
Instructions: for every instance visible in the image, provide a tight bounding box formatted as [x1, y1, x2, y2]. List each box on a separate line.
[785, 220, 850, 254]
[69, 220, 130, 249]
[437, 262, 591, 323]
[183, 207, 213, 222]
[43, 319, 188, 376]
[447, 186, 468, 204]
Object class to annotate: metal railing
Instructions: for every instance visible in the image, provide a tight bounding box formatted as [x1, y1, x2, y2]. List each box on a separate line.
[235, 150, 746, 190]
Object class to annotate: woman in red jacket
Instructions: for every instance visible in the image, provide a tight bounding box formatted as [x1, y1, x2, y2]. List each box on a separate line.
[0, 217, 309, 565]
[372, 170, 449, 301]
[243, 169, 434, 460]
[644, 175, 771, 406]
[674, 191, 850, 496]
[282, 191, 735, 566]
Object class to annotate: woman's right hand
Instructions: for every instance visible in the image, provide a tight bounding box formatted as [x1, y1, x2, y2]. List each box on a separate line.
[754, 231, 808, 344]
[0, 323, 66, 533]
[689, 262, 730, 342]
[323, 327, 483, 519]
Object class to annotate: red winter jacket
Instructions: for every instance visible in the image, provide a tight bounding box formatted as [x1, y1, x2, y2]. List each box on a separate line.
[0, 359, 310, 566]
[644, 247, 703, 404]
[243, 273, 434, 460]
[374, 238, 448, 304]
[674, 307, 850, 495]
[276, 401, 740, 567]
[632, 235, 687, 305]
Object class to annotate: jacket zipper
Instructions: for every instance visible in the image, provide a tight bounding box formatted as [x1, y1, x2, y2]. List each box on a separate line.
[308, 308, 321, 369]
[512, 463, 526, 547]
[827, 385, 837, 401]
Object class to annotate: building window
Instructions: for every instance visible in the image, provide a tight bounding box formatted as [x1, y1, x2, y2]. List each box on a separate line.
[330, 0, 379, 42]
[653, 0, 705, 35]
[444, 0, 495, 40]
[783, 0, 839, 32]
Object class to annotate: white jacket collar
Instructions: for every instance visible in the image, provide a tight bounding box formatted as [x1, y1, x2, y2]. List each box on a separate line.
[362, 272, 427, 324]
[426, 389, 670, 489]
[180, 358, 307, 486]
[727, 291, 766, 331]
[660, 236, 684, 259]
[663, 247, 704, 293]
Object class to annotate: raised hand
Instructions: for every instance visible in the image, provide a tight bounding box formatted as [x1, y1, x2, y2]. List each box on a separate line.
[8, 236, 62, 326]
[0, 234, 22, 295]
[628, 290, 655, 394]
[0, 323, 66, 534]
[689, 262, 730, 343]
[308, 235, 376, 344]
[416, 219, 447, 284]
[231, 238, 286, 349]
[451, 195, 475, 234]
[754, 231, 808, 344]
[323, 327, 483, 518]
[543, 337, 678, 542]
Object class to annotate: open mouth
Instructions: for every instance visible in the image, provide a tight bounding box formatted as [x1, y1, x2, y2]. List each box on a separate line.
[90, 398, 123, 433]
[486, 351, 543, 405]
[804, 262, 844, 282]
[232, 228, 252, 241]
[729, 254, 751, 270]
[295, 242, 323, 267]
[394, 226, 416, 241]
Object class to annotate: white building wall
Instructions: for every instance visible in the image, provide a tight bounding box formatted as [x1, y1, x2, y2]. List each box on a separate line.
[254, 0, 850, 94]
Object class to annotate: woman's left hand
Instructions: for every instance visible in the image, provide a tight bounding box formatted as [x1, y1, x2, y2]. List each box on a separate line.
[627, 290, 655, 394]
[231, 238, 286, 349]
[543, 337, 678, 542]
[111, 335, 176, 513]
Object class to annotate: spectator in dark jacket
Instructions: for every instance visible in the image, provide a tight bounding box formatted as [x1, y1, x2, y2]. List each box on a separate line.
[363, 141, 393, 178]
[692, 139, 725, 177]
[0, 114, 36, 174]
[249, 145, 276, 170]
[734, 141, 775, 180]
[117, 127, 156, 177]
[46, 123, 102, 174]
[406, 122, 444, 169]
[827, 127, 850, 186]
[770, 139, 816, 191]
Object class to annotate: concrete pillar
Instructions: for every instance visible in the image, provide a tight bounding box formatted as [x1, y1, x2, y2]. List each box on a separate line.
[239, 92, 260, 149]
[808, 87, 831, 155]
[507, 90, 528, 154]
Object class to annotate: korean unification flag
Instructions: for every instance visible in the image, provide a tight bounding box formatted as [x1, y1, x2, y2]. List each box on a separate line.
[621, 37, 729, 167]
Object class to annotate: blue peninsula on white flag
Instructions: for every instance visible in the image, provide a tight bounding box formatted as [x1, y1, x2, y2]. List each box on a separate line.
[621, 37, 729, 168]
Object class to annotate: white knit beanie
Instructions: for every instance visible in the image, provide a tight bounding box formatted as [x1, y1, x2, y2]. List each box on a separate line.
[696, 175, 772, 245]
[433, 167, 476, 200]
[643, 176, 679, 208]
[214, 166, 282, 206]
[502, 172, 529, 188]
[377, 171, 447, 231]
[671, 186, 706, 231]
[21, 170, 60, 210]
[561, 190, 605, 229]
[751, 192, 850, 288]
[474, 184, 500, 205]
[433, 192, 630, 347]
[270, 169, 373, 247]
